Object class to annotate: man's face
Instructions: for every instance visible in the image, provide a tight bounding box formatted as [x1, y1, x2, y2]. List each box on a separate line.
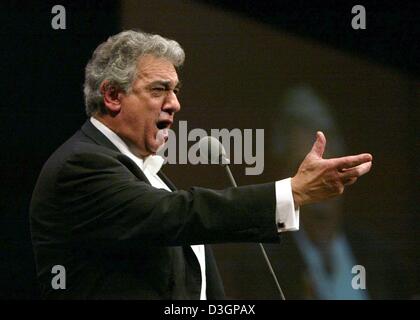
[118, 54, 181, 157]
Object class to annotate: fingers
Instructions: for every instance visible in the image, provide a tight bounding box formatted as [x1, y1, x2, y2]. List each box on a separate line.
[340, 161, 372, 179]
[332, 153, 373, 170]
[343, 177, 358, 186]
[309, 131, 326, 159]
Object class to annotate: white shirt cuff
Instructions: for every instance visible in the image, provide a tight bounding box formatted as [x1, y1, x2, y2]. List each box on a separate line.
[275, 178, 300, 232]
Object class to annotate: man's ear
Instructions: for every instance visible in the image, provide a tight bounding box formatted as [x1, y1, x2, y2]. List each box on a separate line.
[100, 81, 123, 113]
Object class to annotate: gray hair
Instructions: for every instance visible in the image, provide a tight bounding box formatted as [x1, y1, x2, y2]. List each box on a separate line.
[83, 30, 185, 116]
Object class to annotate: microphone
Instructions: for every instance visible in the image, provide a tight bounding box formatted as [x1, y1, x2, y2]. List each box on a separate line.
[198, 136, 286, 300]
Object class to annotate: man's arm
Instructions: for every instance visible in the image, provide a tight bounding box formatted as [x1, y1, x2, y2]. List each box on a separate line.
[51, 150, 279, 247]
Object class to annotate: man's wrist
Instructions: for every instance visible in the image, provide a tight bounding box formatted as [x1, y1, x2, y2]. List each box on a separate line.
[291, 176, 304, 207]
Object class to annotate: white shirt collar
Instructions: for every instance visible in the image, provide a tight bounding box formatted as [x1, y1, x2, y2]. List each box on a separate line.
[89, 117, 164, 175]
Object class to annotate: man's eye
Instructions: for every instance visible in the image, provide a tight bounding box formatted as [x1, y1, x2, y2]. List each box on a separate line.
[152, 87, 165, 91]
[173, 88, 180, 95]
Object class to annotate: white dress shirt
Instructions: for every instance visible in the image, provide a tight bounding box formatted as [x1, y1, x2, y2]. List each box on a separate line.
[90, 117, 299, 300]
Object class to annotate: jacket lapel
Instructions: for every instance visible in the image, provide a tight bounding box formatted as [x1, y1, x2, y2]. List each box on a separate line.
[158, 171, 177, 191]
[157, 171, 207, 299]
[81, 120, 120, 153]
[80, 120, 150, 183]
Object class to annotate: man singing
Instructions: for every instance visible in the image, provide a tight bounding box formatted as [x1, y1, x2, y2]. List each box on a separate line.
[30, 30, 372, 299]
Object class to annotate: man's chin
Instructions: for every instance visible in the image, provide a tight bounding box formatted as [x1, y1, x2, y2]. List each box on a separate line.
[146, 141, 166, 156]
[153, 130, 169, 154]
[155, 141, 167, 153]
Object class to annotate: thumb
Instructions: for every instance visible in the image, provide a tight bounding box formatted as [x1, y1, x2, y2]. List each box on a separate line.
[309, 131, 326, 159]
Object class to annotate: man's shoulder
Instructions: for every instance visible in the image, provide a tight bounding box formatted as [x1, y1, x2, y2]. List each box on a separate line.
[50, 127, 118, 164]
[35, 127, 121, 186]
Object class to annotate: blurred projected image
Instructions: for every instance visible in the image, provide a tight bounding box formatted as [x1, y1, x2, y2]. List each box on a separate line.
[271, 85, 404, 300]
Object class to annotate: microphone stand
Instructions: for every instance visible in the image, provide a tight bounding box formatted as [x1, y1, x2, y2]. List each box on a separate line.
[223, 162, 286, 300]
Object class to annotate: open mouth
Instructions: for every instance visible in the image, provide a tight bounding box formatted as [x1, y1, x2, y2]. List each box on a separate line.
[156, 119, 172, 130]
[155, 119, 172, 145]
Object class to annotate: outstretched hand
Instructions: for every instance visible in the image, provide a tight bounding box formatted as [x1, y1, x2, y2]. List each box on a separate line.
[291, 131, 372, 207]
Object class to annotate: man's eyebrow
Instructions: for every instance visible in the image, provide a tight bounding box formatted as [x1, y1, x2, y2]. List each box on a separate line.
[149, 80, 182, 88]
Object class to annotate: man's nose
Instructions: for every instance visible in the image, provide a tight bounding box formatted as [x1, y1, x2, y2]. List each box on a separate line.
[162, 90, 181, 115]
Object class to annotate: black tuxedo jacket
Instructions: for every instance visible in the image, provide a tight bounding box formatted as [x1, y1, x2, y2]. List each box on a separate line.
[30, 120, 279, 299]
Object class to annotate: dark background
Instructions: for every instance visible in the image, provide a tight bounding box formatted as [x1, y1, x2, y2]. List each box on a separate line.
[0, 0, 418, 299]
